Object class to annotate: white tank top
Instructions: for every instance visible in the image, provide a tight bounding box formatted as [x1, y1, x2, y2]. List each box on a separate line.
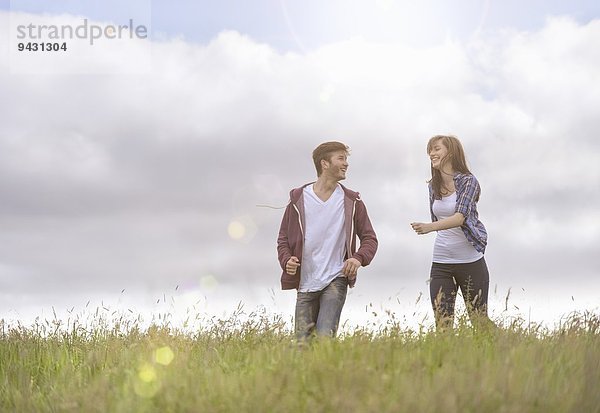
[432, 193, 483, 264]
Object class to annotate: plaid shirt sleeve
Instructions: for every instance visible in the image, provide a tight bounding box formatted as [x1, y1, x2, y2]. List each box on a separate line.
[428, 183, 437, 222]
[454, 174, 479, 217]
[429, 173, 487, 253]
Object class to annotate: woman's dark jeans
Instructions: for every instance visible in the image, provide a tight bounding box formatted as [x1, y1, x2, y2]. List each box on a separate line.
[429, 257, 494, 330]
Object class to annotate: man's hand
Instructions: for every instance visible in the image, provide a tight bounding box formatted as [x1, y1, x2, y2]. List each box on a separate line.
[410, 222, 433, 235]
[342, 257, 361, 280]
[286, 256, 301, 275]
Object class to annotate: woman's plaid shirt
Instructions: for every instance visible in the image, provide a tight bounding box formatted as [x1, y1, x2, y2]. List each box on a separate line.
[428, 173, 488, 254]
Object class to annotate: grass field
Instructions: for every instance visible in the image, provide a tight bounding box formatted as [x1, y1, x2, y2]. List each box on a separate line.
[1, 309, 599, 413]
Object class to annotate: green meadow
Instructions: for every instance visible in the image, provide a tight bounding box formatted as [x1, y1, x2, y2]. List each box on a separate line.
[1, 309, 598, 413]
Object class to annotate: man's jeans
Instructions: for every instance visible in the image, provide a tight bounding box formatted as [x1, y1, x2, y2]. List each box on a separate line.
[295, 277, 348, 340]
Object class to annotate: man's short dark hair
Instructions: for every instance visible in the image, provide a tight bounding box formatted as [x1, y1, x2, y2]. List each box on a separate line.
[312, 141, 350, 176]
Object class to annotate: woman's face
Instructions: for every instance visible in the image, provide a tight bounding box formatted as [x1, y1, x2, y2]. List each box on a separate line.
[428, 139, 449, 170]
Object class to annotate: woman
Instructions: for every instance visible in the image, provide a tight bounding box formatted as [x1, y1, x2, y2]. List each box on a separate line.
[411, 135, 494, 331]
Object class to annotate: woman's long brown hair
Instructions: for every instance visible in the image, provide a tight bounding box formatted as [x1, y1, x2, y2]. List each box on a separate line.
[427, 135, 476, 200]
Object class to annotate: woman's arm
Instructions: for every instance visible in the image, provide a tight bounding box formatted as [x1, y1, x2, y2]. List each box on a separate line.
[410, 212, 464, 235]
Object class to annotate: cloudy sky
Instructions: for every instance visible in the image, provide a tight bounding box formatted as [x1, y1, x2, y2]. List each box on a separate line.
[0, 0, 599, 329]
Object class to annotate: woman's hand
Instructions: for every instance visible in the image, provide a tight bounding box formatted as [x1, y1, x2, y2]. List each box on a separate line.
[410, 222, 433, 235]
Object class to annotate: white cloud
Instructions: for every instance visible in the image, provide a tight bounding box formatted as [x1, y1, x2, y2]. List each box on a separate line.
[0, 11, 598, 325]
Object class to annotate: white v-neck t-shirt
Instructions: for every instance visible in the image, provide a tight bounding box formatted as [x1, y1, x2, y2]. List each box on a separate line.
[299, 184, 347, 292]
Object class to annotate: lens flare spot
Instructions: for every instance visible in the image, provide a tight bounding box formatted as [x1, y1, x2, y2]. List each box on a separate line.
[228, 215, 258, 243]
[228, 220, 246, 240]
[134, 378, 160, 398]
[138, 363, 157, 383]
[201, 274, 218, 291]
[154, 346, 175, 366]
[133, 362, 161, 398]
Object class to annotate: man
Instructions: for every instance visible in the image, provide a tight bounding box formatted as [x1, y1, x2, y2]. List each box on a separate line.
[277, 141, 378, 340]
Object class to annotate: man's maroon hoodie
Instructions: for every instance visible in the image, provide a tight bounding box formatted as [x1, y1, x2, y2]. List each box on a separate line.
[277, 183, 378, 290]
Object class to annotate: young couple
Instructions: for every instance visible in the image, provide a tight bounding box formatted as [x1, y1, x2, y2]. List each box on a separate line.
[277, 137, 494, 340]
